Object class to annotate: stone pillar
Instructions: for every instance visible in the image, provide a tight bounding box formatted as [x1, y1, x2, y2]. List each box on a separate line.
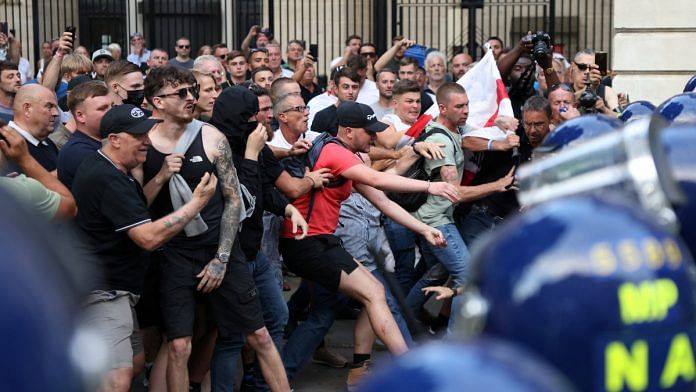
[612, 1, 696, 105]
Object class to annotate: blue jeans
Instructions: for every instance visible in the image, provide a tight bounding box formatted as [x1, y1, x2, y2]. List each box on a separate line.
[210, 252, 289, 392]
[382, 217, 425, 296]
[282, 282, 348, 380]
[405, 223, 470, 312]
[456, 203, 504, 248]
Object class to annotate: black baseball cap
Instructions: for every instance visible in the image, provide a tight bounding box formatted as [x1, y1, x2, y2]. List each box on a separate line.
[100, 104, 160, 138]
[336, 101, 389, 132]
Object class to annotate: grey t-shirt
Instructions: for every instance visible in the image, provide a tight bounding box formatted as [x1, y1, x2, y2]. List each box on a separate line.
[413, 123, 464, 227]
[170, 57, 194, 69]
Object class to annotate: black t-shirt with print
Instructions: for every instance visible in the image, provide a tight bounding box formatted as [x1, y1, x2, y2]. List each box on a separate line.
[72, 151, 151, 294]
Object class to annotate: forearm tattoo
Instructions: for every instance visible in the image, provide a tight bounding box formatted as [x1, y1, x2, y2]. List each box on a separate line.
[163, 212, 189, 229]
[215, 137, 242, 257]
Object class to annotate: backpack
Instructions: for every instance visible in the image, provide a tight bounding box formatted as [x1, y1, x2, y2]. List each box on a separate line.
[279, 132, 348, 222]
[385, 126, 459, 212]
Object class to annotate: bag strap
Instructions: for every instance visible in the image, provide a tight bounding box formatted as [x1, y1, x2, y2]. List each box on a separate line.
[419, 126, 459, 180]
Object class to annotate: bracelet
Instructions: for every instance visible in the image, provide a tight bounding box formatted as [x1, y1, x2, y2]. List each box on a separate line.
[305, 176, 316, 188]
[487, 139, 494, 151]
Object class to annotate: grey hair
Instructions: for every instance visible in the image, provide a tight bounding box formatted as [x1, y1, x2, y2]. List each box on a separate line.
[272, 92, 302, 118]
[425, 50, 447, 69]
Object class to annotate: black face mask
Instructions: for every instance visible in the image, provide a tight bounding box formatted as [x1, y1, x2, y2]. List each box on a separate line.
[239, 121, 258, 137]
[123, 89, 145, 107]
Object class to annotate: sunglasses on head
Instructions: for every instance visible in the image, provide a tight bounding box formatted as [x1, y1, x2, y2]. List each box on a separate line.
[250, 47, 268, 54]
[549, 83, 574, 93]
[156, 85, 199, 100]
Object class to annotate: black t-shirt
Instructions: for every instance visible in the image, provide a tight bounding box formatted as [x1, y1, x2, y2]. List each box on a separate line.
[311, 105, 338, 136]
[72, 151, 151, 294]
[300, 83, 324, 104]
[470, 135, 533, 218]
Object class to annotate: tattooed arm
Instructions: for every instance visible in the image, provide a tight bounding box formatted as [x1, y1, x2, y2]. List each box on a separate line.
[196, 134, 243, 293]
[128, 172, 218, 250]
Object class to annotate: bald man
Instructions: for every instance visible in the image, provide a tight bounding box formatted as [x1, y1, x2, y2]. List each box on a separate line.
[5, 84, 60, 173]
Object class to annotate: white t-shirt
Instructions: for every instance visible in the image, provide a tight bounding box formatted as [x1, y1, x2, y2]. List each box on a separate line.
[280, 68, 294, 78]
[356, 79, 379, 105]
[307, 92, 337, 131]
[18, 58, 31, 84]
[382, 113, 415, 149]
[268, 129, 321, 149]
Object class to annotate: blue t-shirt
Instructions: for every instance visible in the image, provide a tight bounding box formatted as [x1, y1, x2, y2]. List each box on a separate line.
[57, 130, 101, 189]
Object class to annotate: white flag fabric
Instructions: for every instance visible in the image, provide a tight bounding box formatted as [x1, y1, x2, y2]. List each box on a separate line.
[424, 45, 513, 140]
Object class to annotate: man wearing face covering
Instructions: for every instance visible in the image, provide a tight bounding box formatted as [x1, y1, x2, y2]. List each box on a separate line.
[134, 67, 291, 392]
[105, 60, 147, 108]
[208, 85, 319, 391]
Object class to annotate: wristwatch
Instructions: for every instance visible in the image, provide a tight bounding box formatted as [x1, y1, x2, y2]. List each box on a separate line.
[215, 252, 230, 264]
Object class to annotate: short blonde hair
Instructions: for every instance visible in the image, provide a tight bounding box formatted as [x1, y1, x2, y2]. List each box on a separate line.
[60, 54, 93, 76]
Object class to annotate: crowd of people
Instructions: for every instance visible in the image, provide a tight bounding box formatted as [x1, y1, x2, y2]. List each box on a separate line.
[0, 21, 694, 392]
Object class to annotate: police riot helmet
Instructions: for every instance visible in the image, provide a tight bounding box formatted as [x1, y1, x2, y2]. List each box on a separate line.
[535, 114, 623, 159]
[655, 92, 696, 125]
[619, 100, 656, 123]
[683, 74, 696, 93]
[454, 195, 696, 392]
[359, 338, 575, 392]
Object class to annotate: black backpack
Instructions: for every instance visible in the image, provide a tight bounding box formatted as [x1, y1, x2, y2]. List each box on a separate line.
[385, 127, 458, 212]
[279, 132, 348, 222]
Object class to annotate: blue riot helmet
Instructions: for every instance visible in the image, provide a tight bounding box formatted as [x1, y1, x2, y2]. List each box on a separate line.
[517, 116, 696, 259]
[534, 114, 623, 159]
[0, 189, 103, 391]
[655, 92, 696, 125]
[619, 100, 656, 123]
[453, 196, 696, 392]
[359, 338, 575, 392]
[683, 74, 696, 93]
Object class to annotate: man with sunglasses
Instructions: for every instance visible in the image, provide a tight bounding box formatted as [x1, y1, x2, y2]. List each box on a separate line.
[570, 49, 619, 114]
[170, 37, 194, 70]
[137, 67, 290, 391]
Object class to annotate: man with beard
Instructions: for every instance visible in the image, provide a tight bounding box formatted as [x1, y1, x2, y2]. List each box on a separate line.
[367, 69, 396, 120]
[450, 53, 473, 81]
[138, 67, 291, 391]
[0, 61, 21, 122]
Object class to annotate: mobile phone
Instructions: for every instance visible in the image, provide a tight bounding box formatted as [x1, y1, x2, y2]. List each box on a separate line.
[595, 51, 608, 76]
[65, 25, 76, 38]
[0, 23, 7, 35]
[309, 44, 319, 61]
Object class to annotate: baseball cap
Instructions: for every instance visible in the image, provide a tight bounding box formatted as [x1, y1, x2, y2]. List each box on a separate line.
[92, 48, 113, 62]
[336, 101, 388, 132]
[100, 104, 160, 138]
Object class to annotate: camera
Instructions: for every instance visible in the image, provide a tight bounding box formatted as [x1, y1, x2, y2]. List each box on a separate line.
[578, 88, 598, 114]
[529, 31, 551, 63]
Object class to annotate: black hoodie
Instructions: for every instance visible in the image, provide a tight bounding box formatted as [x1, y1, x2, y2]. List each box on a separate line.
[209, 86, 288, 261]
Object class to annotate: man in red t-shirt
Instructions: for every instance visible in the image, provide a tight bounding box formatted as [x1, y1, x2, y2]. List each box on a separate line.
[279, 101, 459, 357]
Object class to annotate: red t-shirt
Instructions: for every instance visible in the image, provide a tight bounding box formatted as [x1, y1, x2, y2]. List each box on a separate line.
[281, 143, 361, 238]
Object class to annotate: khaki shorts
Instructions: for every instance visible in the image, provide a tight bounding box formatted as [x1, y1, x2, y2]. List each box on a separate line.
[81, 290, 142, 369]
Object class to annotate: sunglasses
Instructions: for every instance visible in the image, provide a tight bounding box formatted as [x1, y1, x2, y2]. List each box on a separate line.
[178, 45, 190, 49]
[156, 85, 199, 100]
[283, 105, 309, 113]
[361, 52, 377, 58]
[574, 62, 592, 71]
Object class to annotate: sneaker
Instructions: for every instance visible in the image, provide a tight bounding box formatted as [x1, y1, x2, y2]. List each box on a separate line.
[346, 360, 372, 391]
[312, 345, 348, 368]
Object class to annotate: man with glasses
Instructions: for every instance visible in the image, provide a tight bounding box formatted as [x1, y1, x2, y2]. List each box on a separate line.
[170, 37, 194, 70]
[137, 67, 290, 391]
[211, 43, 230, 64]
[569, 49, 619, 114]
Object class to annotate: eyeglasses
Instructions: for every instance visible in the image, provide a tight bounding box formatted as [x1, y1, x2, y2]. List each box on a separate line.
[156, 85, 199, 100]
[283, 105, 309, 113]
[574, 62, 592, 71]
[178, 45, 190, 49]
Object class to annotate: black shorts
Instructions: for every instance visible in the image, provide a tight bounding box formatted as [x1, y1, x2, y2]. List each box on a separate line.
[160, 245, 264, 340]
[279, 234, 359, 292]
[135, 249, 164, 329]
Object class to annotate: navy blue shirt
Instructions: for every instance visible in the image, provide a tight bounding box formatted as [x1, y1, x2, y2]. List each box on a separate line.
[57, 130, 101, 189]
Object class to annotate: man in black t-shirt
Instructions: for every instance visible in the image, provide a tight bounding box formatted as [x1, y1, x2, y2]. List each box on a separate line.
[72, 104, 217, 391]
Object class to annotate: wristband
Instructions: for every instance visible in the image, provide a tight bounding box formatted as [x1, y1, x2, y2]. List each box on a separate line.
[487, 139, 494, 151]
[450, 287, 458, 297]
